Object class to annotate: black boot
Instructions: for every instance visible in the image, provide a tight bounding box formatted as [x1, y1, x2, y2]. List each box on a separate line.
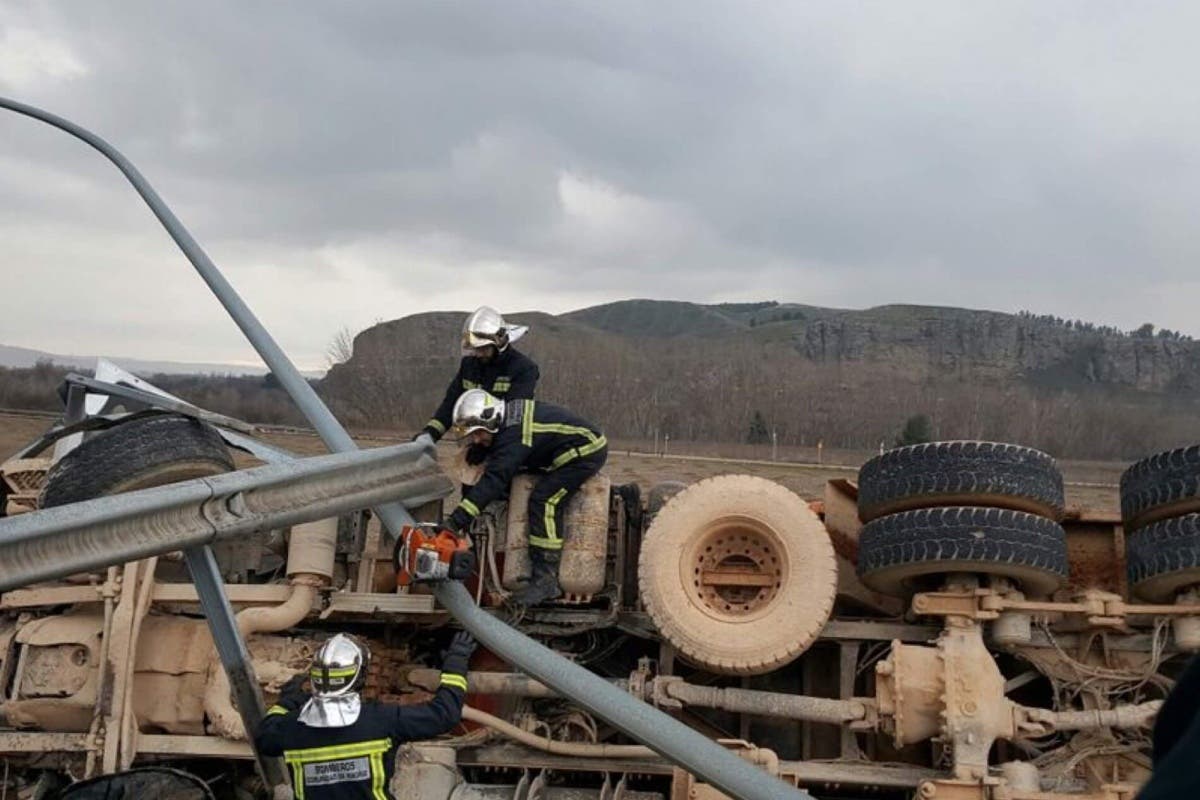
[511, 548, 562, 607]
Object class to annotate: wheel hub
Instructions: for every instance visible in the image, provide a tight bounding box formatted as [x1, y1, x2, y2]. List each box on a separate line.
[691, 522, 783, 616]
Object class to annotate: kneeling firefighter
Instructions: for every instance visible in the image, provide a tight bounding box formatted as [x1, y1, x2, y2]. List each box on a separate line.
[446, 388, 608, 606]
[255, 631, 476, 799]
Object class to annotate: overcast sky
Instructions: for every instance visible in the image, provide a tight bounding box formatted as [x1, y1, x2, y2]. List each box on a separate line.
[2, 2, 1199, 370]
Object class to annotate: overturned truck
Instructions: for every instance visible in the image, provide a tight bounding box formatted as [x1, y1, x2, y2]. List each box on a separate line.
[4, 392, 1199, 800]
[4, 94, 1200, 800]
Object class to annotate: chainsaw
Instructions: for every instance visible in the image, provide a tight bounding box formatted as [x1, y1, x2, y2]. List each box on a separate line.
[394, 523, 477, 585]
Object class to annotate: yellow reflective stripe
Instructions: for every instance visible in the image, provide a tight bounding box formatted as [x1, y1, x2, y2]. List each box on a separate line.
[283, 737, 391, 764]
[543, 488, 568, 543]
[521, 400, 535, 446]
[550, 448, 580, 469]
[459, 498, 480, 517]
[426, 419, 446, 434]
[310, 666, 358, 679]
[291, 762, 305, 799]
[578, 434, 607, 457]
[529, 535, 564, 550]
[529, 422, 596, 439]
[462, 379, 480, 389]
[440, 673, 469, 691]
[549, 435, 608, 470]
[371, 751, 387, 800]
[266, 704, 290, 716]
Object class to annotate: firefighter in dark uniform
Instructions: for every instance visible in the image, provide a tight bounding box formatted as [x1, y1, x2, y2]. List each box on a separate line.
[444, 388, 608, 606]
[417, 307, 539, 458]
[255, 631, 475, 799]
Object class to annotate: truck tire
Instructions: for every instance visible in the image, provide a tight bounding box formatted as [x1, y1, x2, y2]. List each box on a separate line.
[645, 480, 687, 521]
[40, 413, 233, 508]
[857, 506, 1068, 597]
[857, 441, 1064, 523]
[637, 475, 837, 676]
[1127, 514, 1200, 602]
[1120, 446, 1200, 532]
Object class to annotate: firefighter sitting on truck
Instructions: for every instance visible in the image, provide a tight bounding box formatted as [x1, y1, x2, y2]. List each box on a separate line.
[254, 630, 475, 799]
[445, 388, 608, 606]
[416, 306, 539, 466]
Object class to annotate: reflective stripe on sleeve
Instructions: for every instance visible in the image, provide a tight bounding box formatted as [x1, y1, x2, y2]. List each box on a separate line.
[440, 673, 469, 692]
[459, 498, 480, 517]
[521, 400, 535, 446]
[426, 419, 446, 435]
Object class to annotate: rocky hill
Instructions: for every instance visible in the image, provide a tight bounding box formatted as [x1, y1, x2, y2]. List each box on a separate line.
[320, 300, 1200, 460]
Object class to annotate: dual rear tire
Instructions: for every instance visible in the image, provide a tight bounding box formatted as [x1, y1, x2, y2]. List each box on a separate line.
[855, 442, 1069, 598]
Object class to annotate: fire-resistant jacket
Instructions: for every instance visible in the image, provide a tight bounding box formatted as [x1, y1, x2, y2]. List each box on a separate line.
[446, 399, 606, 532]
[254, 673, 468, 799]
[422, 347, 539, 441]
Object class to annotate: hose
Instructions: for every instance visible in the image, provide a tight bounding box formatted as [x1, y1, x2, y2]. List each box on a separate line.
[462, 706, 655, 758]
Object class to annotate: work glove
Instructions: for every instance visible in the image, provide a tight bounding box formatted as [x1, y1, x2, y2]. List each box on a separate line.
[465, 443, 488, 465]
[446, 508, 471, 534]
[441, 630, 477, 676]
[413, 431, 436, 447]
[277, 671, 309, 710]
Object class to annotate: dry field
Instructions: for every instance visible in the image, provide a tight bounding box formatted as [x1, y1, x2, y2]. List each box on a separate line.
[1, 410, 1121, 515]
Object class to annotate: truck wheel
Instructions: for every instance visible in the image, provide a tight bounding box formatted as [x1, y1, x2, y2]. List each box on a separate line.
[1121, 446, 1200, 532]
[1127, 514, 1200, 601]
[857, 506, 1068, 597]
[40, 413, 233, 508]
[638, 475, 837, 676]
[857, 441, 1064, 523]
[645, 480, 687, 521]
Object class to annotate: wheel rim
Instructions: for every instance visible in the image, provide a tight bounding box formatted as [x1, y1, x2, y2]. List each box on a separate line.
[684, 516, 786, 621]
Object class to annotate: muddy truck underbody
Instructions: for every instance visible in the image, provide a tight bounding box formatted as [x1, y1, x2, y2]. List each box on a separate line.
[4, 96, 1200, 800]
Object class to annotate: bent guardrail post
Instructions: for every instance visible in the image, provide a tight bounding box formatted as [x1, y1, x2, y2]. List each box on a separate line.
[0, 96, 811, 800]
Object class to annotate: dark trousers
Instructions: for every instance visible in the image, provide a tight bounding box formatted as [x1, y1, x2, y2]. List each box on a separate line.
[527, 449, 607, 551]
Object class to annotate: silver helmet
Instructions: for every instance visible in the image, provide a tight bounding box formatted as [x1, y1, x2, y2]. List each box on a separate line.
[461, 306, 528, 355]
[309, 633, 369, 698]
[452, 388, 505, 435]
[298, 633, 368, 728]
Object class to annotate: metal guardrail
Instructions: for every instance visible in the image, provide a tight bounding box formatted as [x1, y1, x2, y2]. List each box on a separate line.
[0, 441, 448, 591]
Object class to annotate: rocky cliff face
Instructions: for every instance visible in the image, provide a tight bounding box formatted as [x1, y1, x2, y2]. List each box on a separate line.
[321, 300, 1200, 458]
[775, 306, 1200, 392]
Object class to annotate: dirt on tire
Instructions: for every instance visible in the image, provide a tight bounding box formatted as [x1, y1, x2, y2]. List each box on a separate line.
[857, 441, 1065, 523]
[1120, 445, 1200, 532]
[857, 505, 1069, 598]
[1126, 513, 1200, 602]
[637, 474, 837, 676]
[40, 413, 234, 508]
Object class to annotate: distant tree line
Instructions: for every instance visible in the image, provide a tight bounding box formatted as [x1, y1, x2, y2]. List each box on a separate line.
[1016, 311, 1194, 342]
[320, 326, 1200, 462]
[6, 316, 1200, 463]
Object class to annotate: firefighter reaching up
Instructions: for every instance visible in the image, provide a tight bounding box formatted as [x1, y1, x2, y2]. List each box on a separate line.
[416, 306, 539, 455]
[445, 388, 608, 607]
[254, 631, 475, 799]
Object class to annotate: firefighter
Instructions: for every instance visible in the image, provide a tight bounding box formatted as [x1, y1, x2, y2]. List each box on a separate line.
[255, 630, 476, 799]
[417, 307, 539, 465]
[445, 388, 608, 606]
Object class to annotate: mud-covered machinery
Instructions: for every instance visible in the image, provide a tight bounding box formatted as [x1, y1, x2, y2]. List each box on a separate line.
[5, 378, 1200, 800]
[5, 94, 1200, 800]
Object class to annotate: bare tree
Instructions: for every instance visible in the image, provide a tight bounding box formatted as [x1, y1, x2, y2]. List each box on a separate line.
[326, 326, 356, 368]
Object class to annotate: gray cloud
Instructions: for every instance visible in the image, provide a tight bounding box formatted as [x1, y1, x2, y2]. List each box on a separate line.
[3, 2, 1200, 369]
